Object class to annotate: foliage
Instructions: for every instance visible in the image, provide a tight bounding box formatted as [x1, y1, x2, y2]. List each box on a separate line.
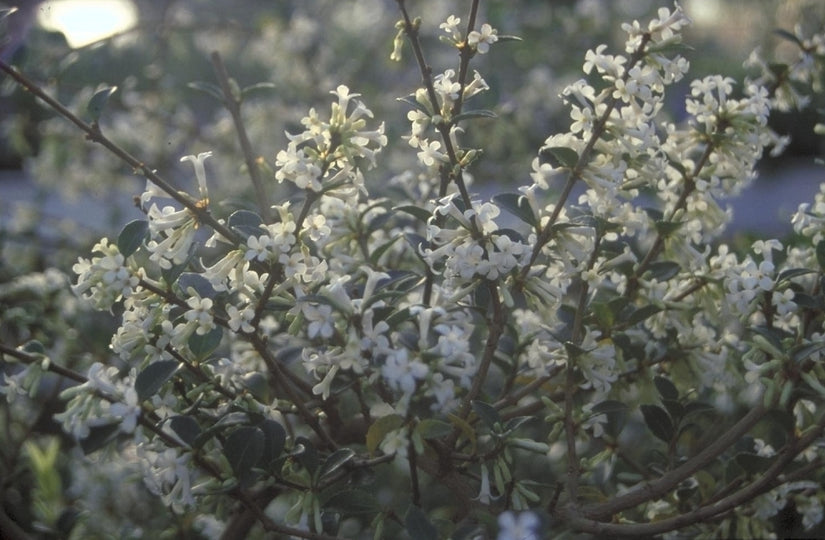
[2, 1, 825, 538]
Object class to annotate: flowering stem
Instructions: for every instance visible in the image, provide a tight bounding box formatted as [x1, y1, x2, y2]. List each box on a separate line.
[450, 0, 480, 117]
[517, 32, 653, 288]
[210, 51, 273, 223]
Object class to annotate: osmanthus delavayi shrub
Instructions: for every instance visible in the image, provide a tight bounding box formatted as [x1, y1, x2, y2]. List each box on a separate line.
[2, 1, 825, 538]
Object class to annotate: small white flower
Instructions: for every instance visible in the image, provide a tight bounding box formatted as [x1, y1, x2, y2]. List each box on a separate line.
[468, 23, 498, 54]
[179, 151, 213, 201]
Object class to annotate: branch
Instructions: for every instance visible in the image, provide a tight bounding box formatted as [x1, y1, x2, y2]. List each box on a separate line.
[210, 51, 273, 223]
[0, 58, 243, 246]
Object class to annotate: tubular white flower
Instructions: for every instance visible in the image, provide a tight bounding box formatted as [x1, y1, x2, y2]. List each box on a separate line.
[179, 151, 213, 201]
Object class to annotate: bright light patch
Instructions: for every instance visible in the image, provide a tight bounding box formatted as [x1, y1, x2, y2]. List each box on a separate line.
[36, 0, 138, 48]
[683, 0, 722, 27]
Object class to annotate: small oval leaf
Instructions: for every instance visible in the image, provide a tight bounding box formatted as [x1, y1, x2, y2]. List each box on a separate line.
[135, 360, 179, 402]
[87, 86, 118, 122]
[117, 220, 148, 258]
[224, 426, 264, 486]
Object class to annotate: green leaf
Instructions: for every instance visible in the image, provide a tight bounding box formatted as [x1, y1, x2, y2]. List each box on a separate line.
[259, 419, 286, 467]
[117, 220, 148, 257]
[492, 192, 537, 227]
[640, 404, 674, 443]
[792, 340, 825, 364]
[370, 235, 403, 265]
[540, 146, 579, 168]
[21, 340, 47, 356]
[405, 505, 438, 540]
[653, 376, 679, 401]
[384, 307, 412, 330]
[241, 81, 277, 98]
[87, 86, 118, 122]
[471, 400, 501, 430]
[496, 34, 523, 43]
[241, 372, 270, 403]
[80, 423, 121, 454]
[627, 305, 662, 326]
[394, 205, 432, 223]
[645, 261, 681, 281]
[452, 109, 497, 122]
[227, 210, 263, 239]
[135, 360, 179, 402]
[774, 28, 803, 47]
[662, 399, 684, 421]
[187, 81, 225, 102]
[319, 448, 356, 480]
[777, 268, 816, 283]
[816, 240, 825, 271]
[366, 414, 404, 455]
[188, 326, 223, 361]
[324, 488, 380, 515]
[415, 419, 453, 440]
[654, 220, 684, 237]
[178, 272, 215, 298]
[590, 400, 629, 438]
[683, 401, 714, 418]
[169, 415, 201, 446]
[224, 426, 264, 486]
[397, 94, 432, 116]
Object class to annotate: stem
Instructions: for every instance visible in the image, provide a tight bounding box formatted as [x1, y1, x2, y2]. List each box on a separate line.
[210, 52, 273, 223]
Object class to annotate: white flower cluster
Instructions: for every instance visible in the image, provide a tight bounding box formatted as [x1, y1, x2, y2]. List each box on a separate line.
[72, 238, 140, 309]
[275, 85, 387, 194]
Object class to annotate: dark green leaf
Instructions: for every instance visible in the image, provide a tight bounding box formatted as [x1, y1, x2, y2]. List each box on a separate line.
[79, 423, 120, 454]
[384, 307, 412, 330]
[640, 404, 674, 443]
[117, 220, 148, 257]
[492, 193, 537, 227]
[816, 240, 825, 271]
[178, 272, 215, 299]
[227, 210, 263, 239]
[452, 109, 497, 122]
[792, 340, 825, 364]
[259, 419, 286, 467]
[394, 205, 432, 223]
[540, 146, 579, 168]
[135, 360, 179, 402]
[590, 400, 629, 438]
[471, 400, 501, 430]
[653, 376, 679, 401]
[370, 235, 403, 265]
[187, 81, 225, 102]
[683, 401, 715, 418]
[645, 261, 681, 281]
[750, 326, 789, 354]
[627, 305, 662, 326]
[415, 419, 453, 440]
[654, 220, 684, 237]
[735, 452, 774, 475]
[397, 95, 432, 116]
[224, 426, 264, 486]
[774, 28, 803, 47]
[792, 292, 824, 310]
[324, 488, 380, 515]
[777, 268, 816, 283]
[87, 86, 117, 122]
[241, 372, 270, 403]
[319, 448, 356, 479]
[405, 505, 438, 540]
[169, 415, 201, 446]
[188, 326, 223, 360]
[662, 399, 684, 421]
[21, 340, 46, 356]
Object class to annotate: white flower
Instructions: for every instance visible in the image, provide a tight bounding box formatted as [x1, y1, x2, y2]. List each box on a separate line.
[179, 151, 212, 201]
[109, 386, 141, 434]
[440, 15, 462, 41]
[184, 296, 216, 336]
[72, 238, 140, 309]
[497, 511, 540, 540]
[468, 23, 498, 54]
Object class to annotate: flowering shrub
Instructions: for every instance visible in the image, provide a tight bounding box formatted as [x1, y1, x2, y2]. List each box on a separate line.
[2, 1, 825, 538]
